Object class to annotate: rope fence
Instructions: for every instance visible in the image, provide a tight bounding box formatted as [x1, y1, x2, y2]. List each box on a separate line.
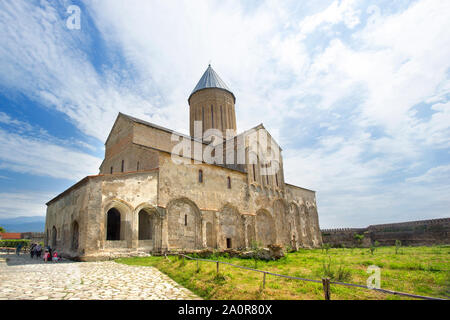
[167, 253, 446, 301]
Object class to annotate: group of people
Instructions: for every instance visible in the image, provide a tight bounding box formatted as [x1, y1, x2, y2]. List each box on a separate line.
[28, 243, 60, 262]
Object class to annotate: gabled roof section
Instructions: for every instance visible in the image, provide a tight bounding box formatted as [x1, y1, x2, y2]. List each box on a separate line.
[188, 65, 235, 103]
[119, 112, 205, 144]
[223, 123, 283, 152]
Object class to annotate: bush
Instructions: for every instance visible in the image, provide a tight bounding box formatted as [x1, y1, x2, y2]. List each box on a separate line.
[335, 265, 352, 282]
[319, 256, 352, 282]
[321, 243, 332, 254]
[0, 239, 30, 248]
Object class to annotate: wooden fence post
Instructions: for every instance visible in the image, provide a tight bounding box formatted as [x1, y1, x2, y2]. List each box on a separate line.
[216, 261, 219, 274]
[262, 272, 266, 289]
[196, 259, 199, 272]
[322, 278, 331, 300]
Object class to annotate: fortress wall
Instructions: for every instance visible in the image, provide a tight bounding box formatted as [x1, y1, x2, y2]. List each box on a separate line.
[321, 218, 450, 247]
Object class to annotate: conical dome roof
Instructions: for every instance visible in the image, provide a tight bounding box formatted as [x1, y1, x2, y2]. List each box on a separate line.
[189, 65, 235, 103]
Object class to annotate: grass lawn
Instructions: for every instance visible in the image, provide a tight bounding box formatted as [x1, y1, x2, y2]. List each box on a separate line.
[116, 245, 450, 300]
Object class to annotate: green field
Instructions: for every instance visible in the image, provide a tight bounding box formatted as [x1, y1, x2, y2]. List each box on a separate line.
[116, 246, 450, 300]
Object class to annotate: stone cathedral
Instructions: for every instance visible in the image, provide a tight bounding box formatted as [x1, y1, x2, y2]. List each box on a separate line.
[45, 65, 322, 261]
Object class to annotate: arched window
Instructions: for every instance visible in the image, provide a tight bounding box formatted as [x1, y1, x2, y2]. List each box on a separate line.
[275, 173, 278, 187]
[121, 160, 124, 172]
[198, 169, 203, 183]
[220, 105, 224, 130]
[110, 166, 113, 174]
[211, 105, 214, 127]
[202, 107, 205, 132]
[137, 161, 140, 171]
[252, 164, 256, 181]
[227, 176, 231, 189]
[185, 214, 188, 226]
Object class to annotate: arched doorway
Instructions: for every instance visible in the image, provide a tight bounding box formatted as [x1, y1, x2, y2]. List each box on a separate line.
[71, 221, 79, 250]
[256, 209, 276, 247]
[138, 209, 153, 240]
[106, 208, 121, 240]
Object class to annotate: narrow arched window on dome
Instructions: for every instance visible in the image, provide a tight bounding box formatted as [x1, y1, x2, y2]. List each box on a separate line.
[220, 105, 224, 131]
[202, 106, 205, 132]
[227, 176, 231, 189]
[211, 105, 214, 127]
[198, 169, 203, 183]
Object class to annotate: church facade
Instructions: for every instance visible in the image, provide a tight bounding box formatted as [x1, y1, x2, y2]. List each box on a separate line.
[45, 65, 322, 261]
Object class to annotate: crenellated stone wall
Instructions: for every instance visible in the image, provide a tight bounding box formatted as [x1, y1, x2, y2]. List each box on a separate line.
[321, 218, 450, 247]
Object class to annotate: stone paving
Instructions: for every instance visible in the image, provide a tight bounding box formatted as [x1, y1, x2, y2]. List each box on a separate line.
[0, 254, 200, 300]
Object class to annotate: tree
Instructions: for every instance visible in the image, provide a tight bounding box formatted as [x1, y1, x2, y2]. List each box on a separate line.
[354, 233, 364, 247]
[369, 241, 379, 255]
[0, 226, 5, 233]
[395, 240, 402, 254]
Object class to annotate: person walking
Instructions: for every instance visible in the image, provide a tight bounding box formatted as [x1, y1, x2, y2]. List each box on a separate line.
[30, 243, 36, 259]
[35, 243, 42, 259]
[16, 243, 22, 256]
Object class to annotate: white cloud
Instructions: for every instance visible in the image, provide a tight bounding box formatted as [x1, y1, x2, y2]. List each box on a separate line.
[406, 164, 450, 184]
[0, 111, 33, 132]
[0, 0, 159, 141]
[0, 127, 101, 181]
[0, 192, 51, 218]
[298, 0, 361, 35]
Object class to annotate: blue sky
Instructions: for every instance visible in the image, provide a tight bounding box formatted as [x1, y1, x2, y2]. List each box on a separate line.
[0, 0, 449, 228]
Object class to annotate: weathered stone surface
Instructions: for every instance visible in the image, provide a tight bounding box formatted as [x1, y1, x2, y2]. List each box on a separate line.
[45, 73, 323, 261]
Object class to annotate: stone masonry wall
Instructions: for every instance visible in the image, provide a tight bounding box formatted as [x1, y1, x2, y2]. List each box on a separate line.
[321, 218, 450, 247]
